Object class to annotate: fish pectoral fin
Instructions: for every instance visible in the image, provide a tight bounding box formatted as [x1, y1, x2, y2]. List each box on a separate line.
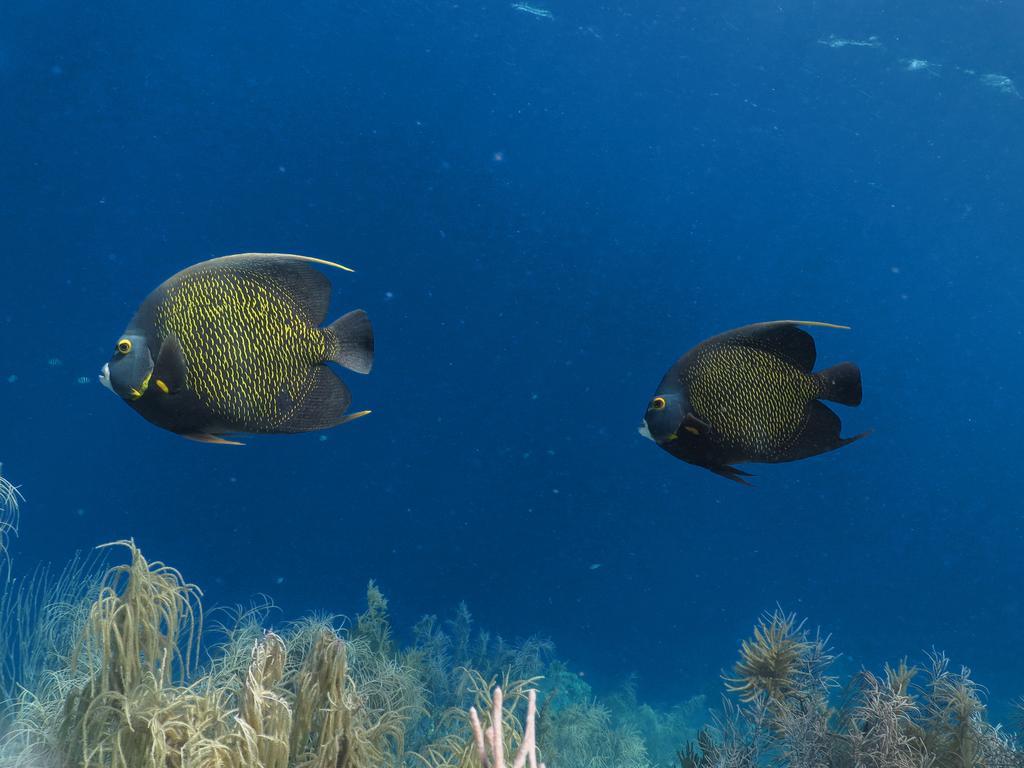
[682, 411, 711, 436]
[182, 433, 245, 446]
[153, 332, 188, 394]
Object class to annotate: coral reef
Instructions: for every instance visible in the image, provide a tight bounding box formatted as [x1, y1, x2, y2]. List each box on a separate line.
[1, 541, 424, 768]
[681, 608, 1024, 768]
[12, 543, 1024, 768]
[0, 542, 700, 768]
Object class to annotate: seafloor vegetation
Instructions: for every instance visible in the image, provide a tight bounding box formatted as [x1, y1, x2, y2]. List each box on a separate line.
[0, 541, 1021, 767]
[0, 541, 700, 768]
[682, 611, 1024, 768]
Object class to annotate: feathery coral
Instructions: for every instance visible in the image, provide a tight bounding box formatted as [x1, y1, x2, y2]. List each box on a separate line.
[0, 464, 23, 575]
[724, 610, 812, 706]
[0, 542, 704, 768]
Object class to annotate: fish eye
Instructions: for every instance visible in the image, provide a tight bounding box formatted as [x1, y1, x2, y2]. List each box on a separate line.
[650, 396, 666, 411]
[116, 339, 132, 355]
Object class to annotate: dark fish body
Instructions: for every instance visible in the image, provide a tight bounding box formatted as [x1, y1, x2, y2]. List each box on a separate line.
[641, 321, 866, 484]
[101, 253, 374, 442]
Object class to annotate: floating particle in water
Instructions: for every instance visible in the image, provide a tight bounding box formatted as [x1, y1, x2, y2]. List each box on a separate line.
[384, 290, 394, 300]
[511, 2, 554, 19]
[47, 358, 62, 367]
[589, 563, 603, 570]
[275, 576, 285, 585]
[817, 34, 881, 49]
[902, 58, 941, 76]
[5, 375, 15, 384]
[76, 376, 91, 385]
[980, 73, 1021, 98]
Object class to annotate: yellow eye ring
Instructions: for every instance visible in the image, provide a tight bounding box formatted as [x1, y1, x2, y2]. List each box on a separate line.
[650, 396, 666, 411]
[117, 339, 132, 355]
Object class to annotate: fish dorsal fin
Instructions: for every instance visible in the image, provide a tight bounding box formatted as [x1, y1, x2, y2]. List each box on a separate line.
[215, 252, 355, 273]
[153, 332, 188, 394]
[713, 320, 849, 373]
[202, 253, 353, 326]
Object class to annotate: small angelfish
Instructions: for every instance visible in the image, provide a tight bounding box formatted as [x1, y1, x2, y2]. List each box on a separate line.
[640, 321, 867, 484]
[100, 253, 374, 444]
[511, 3, 554, 19]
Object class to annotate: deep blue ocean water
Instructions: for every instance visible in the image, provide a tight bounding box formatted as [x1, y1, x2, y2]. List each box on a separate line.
[1, 0, 1023, 714]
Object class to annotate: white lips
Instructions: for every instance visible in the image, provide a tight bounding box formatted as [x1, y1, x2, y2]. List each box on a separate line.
[638, 421, 652, 441]
[99, 363, 112, 392]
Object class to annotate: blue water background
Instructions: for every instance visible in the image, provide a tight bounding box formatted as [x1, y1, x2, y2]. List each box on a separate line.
[2, 0, 1023, 711]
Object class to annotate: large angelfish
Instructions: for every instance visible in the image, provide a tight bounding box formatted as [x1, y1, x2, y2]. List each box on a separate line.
[101, 253, 373, 444]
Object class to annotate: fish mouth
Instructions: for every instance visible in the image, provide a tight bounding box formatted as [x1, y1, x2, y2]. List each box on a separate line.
[638, 421, 679, 444]
[101, 365, 150, 400]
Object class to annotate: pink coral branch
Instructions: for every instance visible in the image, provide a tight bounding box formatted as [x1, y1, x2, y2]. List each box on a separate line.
[469, 686, 545, 768]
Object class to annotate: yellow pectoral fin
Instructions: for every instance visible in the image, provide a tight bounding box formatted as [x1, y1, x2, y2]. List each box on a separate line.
[684, 426, 700, 436]
[155, 379, 170, 394]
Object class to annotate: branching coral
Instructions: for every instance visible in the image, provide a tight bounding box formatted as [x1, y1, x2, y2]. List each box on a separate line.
[468, 686, 544, 768]
[414, 669, 541, 768]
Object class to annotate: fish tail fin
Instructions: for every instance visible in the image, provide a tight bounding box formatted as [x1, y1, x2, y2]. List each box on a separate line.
[327, 309, 374, 374]
[815, 361, 861, 406]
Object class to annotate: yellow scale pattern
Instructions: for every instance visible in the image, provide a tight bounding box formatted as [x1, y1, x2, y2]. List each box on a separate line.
[686, 345, 821, 456]
[153, 268, 328, 430]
